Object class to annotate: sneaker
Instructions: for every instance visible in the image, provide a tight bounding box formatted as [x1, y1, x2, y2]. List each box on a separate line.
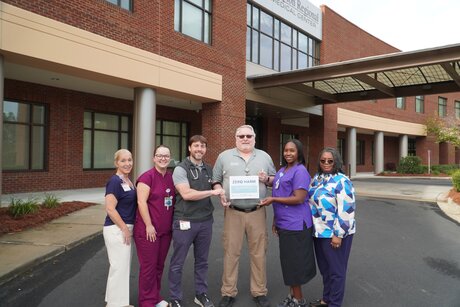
[195, 293, 215, 307]
[156, 301, 169, 307]
[292, 298, 307, 307]
[169, 299, 182, 307]
[277, 295, 293, 307]
[218, 296, 235, 307]
[253, 295, 270, 307]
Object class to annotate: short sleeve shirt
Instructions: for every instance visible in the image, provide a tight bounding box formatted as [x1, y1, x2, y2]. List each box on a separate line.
[213, 148, 276, 209]
[272, 163, 312, 230]
[104, 175, 137, 226]
[134, 168, 175, 237]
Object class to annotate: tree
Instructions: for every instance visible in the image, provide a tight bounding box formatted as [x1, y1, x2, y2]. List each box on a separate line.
[425, 116, 460, 147]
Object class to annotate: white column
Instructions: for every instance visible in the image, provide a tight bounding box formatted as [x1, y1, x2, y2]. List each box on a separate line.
[399, 134, 408, 160]
[374, 131, 384, 174]
[0, 55, 4, 202]
[133, 88, 156, 179]
[346, 127, 356, 177]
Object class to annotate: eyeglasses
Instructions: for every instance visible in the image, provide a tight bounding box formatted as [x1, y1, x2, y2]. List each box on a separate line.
[236, 135, 254, 139]
[320, 159, 334, 165]
[155, 154, 170, 160]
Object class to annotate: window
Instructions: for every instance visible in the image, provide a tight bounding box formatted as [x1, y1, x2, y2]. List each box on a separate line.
[356, 140, 365, 165]
[175, 0, 212, 44]
[280, 133, 298, 165]
[156, 120, 189, 167]
[415, 95, 424, 113]
[408, 139, 416, 156]
[105, 0, 132, 11]
[455, 101, 460, 119]
[246, 2, 320, 71]
[396, 97, 406, 109]
[83, 111, 130, 169]
[438, 97, 447, 117]
[337, 138, 345, 161]
[2, 100, 47, 170]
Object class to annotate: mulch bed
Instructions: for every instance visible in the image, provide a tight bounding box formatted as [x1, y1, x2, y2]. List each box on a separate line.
[448, 188, 460, 205]
[0, 201, 97, 235]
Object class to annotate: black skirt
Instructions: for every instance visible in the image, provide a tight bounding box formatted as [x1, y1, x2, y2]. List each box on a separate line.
[278, 225, 316, 286]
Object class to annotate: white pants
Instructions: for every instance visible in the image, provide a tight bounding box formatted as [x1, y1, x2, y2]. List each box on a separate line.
[103, 224, 133, 307]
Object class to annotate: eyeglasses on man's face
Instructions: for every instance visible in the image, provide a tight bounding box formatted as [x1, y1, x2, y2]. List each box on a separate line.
[236, 134, 254, 139]
[155, 154, 170, 160]
[320, 159, 334, 165]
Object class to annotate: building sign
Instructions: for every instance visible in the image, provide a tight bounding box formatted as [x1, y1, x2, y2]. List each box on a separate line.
[253, 0, 322, 40]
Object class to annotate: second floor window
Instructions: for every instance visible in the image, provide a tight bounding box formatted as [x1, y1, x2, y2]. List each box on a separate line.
[246, 2, 320, 72]
[438, 97, 447, 117]
[174, 0, 212, 44]
[415, 95, 424, 113]
[105, 0, 132, 11]
[396, 97, 406, 109]
[3, 100, 47, 170]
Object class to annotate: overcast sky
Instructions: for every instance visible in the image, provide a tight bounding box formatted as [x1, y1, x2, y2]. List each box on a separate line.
[308, 0, 459, 51]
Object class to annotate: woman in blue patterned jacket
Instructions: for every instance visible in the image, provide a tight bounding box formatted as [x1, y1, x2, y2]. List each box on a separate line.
[308, 147, 356, 307]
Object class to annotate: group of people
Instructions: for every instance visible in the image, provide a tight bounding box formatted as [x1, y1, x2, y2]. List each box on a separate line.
[102, 124, 356, 307]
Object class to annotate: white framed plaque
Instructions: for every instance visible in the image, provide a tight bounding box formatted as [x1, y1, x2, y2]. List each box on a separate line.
[229, 176, 259, 199]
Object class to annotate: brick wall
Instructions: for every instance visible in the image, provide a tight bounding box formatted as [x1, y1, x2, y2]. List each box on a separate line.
[2, 80, 201, 194]
[4, 0, 247, 163]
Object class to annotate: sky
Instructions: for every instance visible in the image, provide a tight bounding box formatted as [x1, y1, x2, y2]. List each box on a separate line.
[308, 0, 459, 51]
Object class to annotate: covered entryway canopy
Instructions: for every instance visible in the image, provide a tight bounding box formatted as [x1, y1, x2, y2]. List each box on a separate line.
[248, 44, 460, 104]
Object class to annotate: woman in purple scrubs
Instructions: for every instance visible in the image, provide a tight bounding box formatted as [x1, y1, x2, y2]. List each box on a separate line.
[134, 145, 175, 307]
[260, 139, 316, 307]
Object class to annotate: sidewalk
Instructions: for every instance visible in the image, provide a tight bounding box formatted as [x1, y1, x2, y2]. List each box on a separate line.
[0, 179, 459, 286]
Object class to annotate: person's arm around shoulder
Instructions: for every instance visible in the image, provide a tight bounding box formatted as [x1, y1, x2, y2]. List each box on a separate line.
[105, 193, 132, 245]
[137, 182, 156, 242]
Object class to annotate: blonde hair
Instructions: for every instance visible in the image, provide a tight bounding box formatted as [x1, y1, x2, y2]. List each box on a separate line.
[113, 149, 132, 166]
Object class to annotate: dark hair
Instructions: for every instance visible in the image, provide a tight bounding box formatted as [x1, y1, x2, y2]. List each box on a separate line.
[188, 135, 207, 146]
[317, 147, 344, 174]
[153, 144, 171, 156]
[281, 139, 306, 166]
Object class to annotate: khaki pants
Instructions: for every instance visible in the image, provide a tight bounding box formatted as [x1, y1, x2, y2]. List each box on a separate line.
[221, 206, 268, 297]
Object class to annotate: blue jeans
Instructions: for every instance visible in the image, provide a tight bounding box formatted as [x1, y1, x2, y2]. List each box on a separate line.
[168, 218, 213, 300]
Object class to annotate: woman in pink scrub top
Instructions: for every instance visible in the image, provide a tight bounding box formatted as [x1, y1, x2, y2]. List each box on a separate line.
[134, 145, 175, 307]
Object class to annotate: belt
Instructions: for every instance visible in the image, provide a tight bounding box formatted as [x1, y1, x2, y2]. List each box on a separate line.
[229, 205, 260, 213]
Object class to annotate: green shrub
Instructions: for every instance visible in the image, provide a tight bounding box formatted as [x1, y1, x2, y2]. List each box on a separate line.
[431, 164, 460, 175]
[452, 170, 460, 192]
[42, 193, 60, 209]
[431, 170, 440, 175]
[8, 198, 40, 218]
[397, 156, 424, 174]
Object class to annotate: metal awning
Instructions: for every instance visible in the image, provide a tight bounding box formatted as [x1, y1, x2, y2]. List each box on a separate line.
[248, 44, 460, 104]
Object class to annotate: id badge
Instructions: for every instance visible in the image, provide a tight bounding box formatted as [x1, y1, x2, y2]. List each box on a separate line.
[121, 183, 131, 191]
[164, 196, 172, 210]
[179, 220, 191, 230]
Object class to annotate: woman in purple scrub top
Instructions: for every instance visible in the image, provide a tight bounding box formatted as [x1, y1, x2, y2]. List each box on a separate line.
[260, 139, 316, 307]
[134, 145, 175, 307]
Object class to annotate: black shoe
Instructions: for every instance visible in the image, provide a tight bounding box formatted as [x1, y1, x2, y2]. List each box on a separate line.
[309, 299, 328, 307]
[195, 293, 215, 307]
[218, 296, 235, 307]
[253, 295, 270, 307]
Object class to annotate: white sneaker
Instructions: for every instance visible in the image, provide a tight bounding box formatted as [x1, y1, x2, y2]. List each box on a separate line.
[156, 300, 169, 307]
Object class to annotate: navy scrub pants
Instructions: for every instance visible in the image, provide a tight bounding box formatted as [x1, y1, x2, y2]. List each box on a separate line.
[314, 235, 353, 307]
